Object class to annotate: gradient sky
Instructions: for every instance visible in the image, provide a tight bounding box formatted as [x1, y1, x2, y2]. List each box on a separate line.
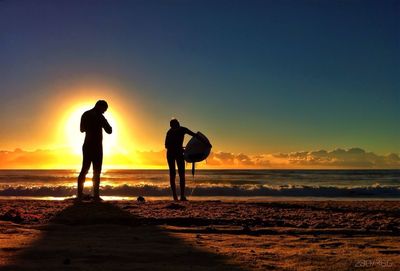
[0, 0, 399, 168]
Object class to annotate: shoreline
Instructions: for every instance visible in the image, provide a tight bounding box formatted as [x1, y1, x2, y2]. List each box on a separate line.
[1, 195, 400, 201]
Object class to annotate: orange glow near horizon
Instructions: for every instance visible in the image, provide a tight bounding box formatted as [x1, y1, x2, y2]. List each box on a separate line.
[54, 95, 141, 168]
[62, 103, 119, 155]
[2, 83, 395, 170]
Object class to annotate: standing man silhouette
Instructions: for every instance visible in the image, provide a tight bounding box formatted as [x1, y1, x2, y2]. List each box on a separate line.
[165, 118, 197, 201]
[76, 100, 112, 201]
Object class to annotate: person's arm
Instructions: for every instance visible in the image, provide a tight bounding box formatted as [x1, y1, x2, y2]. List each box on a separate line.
[184, 128, 212, 147]
[80, 113, 86, 133]
[102, 116, 112, 134]
[184, 127, 196, 137]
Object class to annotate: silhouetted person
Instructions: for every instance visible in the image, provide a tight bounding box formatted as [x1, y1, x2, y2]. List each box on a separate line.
[165, 119, 199, 201]
[76, 100, 112, 201]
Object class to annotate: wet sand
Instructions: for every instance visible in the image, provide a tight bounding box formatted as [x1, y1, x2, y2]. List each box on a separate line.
[0, 199, 399, 270]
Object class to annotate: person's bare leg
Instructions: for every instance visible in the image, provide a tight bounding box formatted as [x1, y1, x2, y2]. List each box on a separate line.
[77, 174, 85, 200]
[92, 172, 101, 200]
[177, 156, 187, 201]
[167, 154, 178, 201]
[92, 148, 103, 201]
[169, 173, 178, 201]
[77, 155, 90, 200]
[179, 174, 186, 201]
[92, 153, 103, 201]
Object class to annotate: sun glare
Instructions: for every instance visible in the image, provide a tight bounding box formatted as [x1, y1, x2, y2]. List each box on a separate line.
[63, 103, 119, 155]
[55, 94, 140, 168]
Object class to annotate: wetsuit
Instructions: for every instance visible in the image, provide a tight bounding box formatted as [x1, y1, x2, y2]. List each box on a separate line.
[77, 108, 112, 198]
[165, 127, 196, 180]
[165, 126, 195, 173]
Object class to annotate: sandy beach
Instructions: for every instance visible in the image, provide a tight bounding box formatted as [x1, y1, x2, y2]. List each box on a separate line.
[0, 199, 399, 270]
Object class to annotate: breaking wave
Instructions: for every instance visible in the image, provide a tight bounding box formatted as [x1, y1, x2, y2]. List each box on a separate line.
[0, 184, 399, 198]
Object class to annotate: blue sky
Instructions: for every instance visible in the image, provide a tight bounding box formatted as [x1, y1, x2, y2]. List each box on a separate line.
[0, 0, 399, 155]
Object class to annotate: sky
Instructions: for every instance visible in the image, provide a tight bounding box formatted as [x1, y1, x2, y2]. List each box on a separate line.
[0, 0, 399, 169]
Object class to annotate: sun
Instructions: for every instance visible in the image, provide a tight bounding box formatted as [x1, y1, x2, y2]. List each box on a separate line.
[56, 97, 140, 168]
[63, 103, 119, 155]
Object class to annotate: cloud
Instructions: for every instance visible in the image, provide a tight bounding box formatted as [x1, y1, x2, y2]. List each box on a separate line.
[0, 147, 398, 169]
[204, 148, 400, 169]
[206, 152, 235, 166]
[206, 152, 269, 167]
[273, 148, 400, 169]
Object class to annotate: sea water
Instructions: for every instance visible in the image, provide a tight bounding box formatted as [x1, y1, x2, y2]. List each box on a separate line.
[0, 169, 399, 201]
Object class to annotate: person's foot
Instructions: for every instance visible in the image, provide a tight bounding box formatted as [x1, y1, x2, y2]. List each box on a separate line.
[73, 196, 83, 203]
[82, 194, 92, 201]
[173, 196, 179, 201]
[93, 196, 103, 202]
[180, 196, 188, 201]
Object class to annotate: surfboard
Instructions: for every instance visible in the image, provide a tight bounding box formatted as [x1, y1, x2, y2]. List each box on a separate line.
[184, 132, 212, 175]
[184, 132, 211, 162]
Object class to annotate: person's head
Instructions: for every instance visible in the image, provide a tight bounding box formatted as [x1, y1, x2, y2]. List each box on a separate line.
[170, 118, 180, 129]
[94, 100, 108, 114]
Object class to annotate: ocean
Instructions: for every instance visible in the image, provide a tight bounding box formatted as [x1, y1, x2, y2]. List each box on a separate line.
[0, 169, 399, 201]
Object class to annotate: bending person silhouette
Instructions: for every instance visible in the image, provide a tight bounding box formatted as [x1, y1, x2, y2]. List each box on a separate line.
[76, 100, 112, 201]
[165, 118, 206, 201]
